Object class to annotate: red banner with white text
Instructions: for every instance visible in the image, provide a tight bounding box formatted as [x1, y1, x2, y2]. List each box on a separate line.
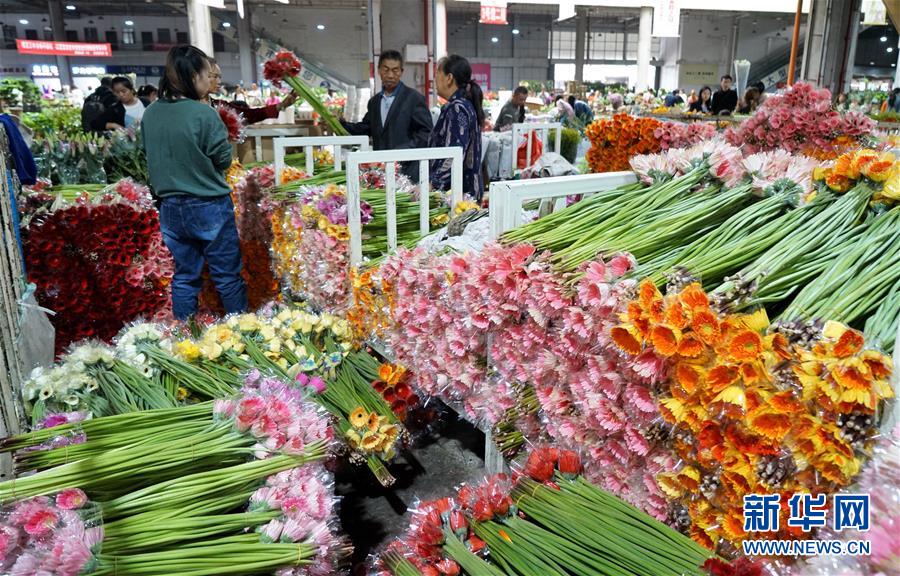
[16, 39, 113, 57]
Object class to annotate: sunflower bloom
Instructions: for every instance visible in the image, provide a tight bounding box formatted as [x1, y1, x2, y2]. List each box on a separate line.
[825, 172, 851, 193]
[861, 153, 894, 182]
[748, 408, 792, 441]
[638, 279, 663, 309]
[679, 283, 710, 311]
[824, 322, 865, 358]
[664, 300, 691, 330]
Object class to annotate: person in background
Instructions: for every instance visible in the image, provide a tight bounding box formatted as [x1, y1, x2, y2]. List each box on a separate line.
[567, 95, 594, 123]
[689, 86, 713, 114]
[342, 49, 433, 180]
[245, 82, 264, 107]
[141, 45, 247, 320]
[835, 92, 848, 112]
[138, 84, 158, 103]
[753, 81, 767, 106]
[232, 86, 246, 103]
[207, 58, 296, 124]
[429, 54, 484, 201]
[687, 89, 698, 106]
[738, 87, 761, 114]
[494, 85, 528, 131]
[711, 75, 738, 115]
[663, 89, 684, 107]
[92, 76, 150, 131]
[891, 88, 900, 113]
[81, 76, 119, 133]
[554, 95, 575, 121]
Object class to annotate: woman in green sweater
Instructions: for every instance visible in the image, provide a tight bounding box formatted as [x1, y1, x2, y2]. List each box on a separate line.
[142, 45, 247, 319]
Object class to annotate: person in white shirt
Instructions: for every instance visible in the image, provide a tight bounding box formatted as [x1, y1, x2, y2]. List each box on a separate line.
[98, 76, 149, 130]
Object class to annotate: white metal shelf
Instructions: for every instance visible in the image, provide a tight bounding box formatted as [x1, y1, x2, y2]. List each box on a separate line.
[488, 171, 638, 239]
[345, 146, 463, 266]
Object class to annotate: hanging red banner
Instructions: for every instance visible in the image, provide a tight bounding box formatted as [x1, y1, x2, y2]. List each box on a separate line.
[480, 1, 508, 25]
[16, 39, 112, 57]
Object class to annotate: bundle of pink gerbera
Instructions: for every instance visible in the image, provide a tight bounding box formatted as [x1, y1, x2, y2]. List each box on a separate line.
[724, 82, 874, 159]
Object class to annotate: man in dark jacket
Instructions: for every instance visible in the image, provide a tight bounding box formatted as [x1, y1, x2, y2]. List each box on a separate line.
[495, 86, 528, 131]
[342, 50, 433, 180]
[711, 75, 738, 115]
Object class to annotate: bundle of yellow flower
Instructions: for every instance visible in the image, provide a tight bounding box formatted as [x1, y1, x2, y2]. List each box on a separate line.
[612, 280, 894, 551]
[813, 148, 899, 203]
[347, 406, 402, 460]
[347, 268, 394, 341]
[270, 207, 306, 291]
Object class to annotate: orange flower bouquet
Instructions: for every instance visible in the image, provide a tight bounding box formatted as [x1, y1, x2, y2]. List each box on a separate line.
[612, 281, 893, 552]
[585, 114, 662, 173]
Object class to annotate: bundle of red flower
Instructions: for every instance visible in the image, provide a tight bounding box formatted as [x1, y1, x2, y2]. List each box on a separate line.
[379, 445, 720, 576]
[371, 363, 421, 420]
[215, 104, 247, 144]
[23, 180, 173, 355]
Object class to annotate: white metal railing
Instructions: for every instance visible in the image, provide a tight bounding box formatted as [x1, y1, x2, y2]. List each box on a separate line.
[509, 122, 563, 175]
[245, 125, 309, 164]
[273, 136, 370, 183]
[488, 171, 638, 240]
[345, 147, 463, 265]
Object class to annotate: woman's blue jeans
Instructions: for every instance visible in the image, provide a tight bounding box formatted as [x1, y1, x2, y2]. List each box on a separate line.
[158, 194, 247, 319]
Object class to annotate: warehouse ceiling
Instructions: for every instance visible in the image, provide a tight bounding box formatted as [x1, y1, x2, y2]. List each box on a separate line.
[0, 0, 368, 16]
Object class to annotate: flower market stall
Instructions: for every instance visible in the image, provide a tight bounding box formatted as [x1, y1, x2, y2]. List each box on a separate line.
[341, 84, 900, 572]
[7, 72, 900, 576]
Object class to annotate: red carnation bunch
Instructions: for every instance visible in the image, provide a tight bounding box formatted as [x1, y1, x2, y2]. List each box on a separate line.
[263, 51, 301, 86]
[214, 104, 247, 144]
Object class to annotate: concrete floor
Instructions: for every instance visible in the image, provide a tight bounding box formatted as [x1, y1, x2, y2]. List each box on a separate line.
[335, 403, 487, 573]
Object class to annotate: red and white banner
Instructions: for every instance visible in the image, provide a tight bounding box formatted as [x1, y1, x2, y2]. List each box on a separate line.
[16, 39, 112, 57]
[471, 63, 491, 89]
[480, 0, 508, 25]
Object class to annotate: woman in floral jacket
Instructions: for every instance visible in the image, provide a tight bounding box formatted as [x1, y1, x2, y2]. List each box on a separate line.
[429, 55, 485, 201]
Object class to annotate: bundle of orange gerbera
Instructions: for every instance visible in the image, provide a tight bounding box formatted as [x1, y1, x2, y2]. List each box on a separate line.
[584, 114, 662, 173]
[611, 280, 893, 552]
[812, 148, 899, 204]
